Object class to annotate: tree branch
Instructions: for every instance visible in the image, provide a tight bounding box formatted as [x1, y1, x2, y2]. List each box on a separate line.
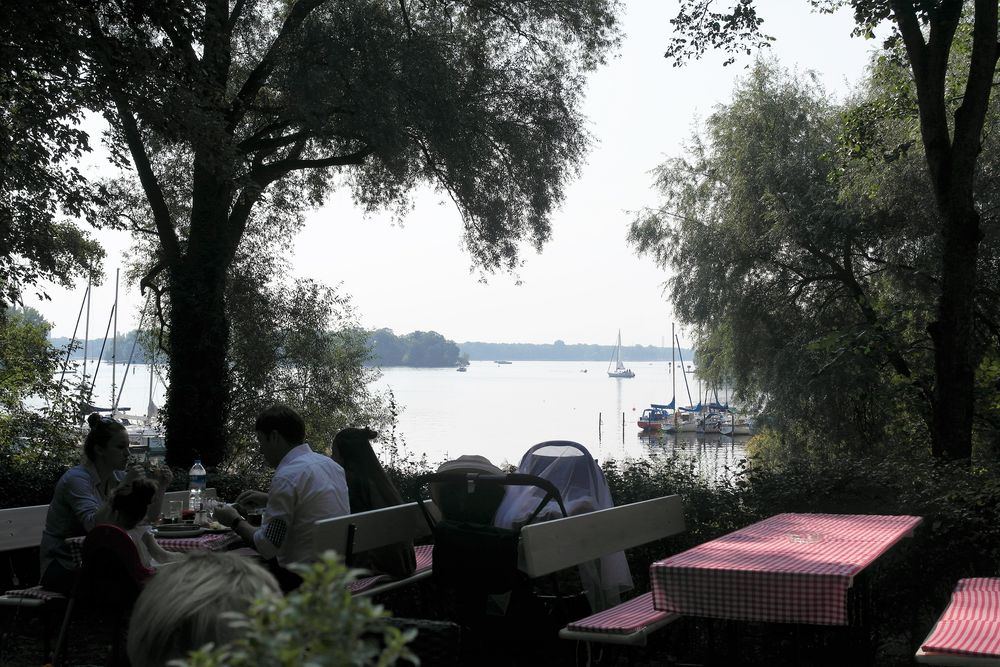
[249, 146, 372, 181]
[227, 0, 327, 131]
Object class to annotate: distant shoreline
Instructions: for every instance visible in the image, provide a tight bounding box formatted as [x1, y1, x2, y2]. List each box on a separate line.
[50, 334, 696, 365]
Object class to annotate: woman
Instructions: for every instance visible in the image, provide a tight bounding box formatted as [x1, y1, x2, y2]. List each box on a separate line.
[331, 427, 415, 578]
[39, 413, 168, 593]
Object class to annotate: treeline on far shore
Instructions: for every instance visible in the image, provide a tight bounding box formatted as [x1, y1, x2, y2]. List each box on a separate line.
[458, 340, 694, 363]
[50, 328, 694, 368]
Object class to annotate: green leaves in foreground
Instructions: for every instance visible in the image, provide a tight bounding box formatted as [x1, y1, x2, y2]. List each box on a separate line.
[179, 552, 417, 667]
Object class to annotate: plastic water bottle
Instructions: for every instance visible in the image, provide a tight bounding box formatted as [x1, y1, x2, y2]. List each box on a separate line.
[188, 459, 207, 511]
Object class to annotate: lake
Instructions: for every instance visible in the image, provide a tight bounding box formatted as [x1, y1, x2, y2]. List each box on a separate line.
[73, 359, 747, 478]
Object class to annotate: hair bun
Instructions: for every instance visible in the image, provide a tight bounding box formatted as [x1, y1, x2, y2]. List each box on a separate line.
[87, 413, 102, 428]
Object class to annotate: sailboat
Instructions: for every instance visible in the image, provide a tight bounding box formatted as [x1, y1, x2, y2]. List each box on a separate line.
[607, 330, 635, 378]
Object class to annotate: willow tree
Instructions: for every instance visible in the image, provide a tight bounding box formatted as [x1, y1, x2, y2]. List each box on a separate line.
[57, 0, 621, 466]
[664, 1, 999, 460]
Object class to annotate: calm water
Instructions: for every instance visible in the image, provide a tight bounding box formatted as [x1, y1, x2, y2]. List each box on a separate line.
[71, 360, 747, 479]
[374, 360, 747, 478]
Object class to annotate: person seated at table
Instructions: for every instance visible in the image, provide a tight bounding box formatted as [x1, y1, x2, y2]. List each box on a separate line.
[126, 551, 280, 667]
[39, 413, 171, 594]
[494, 440, 633, 612]
[214, 405, 350, 591]
[331, 426, 415, 578]
[108, 478, 181, 568]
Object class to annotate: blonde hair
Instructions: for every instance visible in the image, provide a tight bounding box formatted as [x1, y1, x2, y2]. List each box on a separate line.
[126, 551, 280, 667]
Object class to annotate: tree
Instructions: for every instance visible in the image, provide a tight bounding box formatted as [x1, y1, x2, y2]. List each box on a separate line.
[38, 0, 620, 466]
[631, 63, 939, 457]
[0, 308, 84, 503]
[0, 4, 105, 308]
[664, 0, 1000, 460]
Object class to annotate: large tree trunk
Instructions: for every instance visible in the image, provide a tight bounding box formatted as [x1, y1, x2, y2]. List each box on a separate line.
[164, 167, 234, 468]
[164, 254, 230, 468]
[928, 201, 981, 460]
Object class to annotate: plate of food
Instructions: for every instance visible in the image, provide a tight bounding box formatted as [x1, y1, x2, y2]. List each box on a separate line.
[154, 524, 205, 538]
[202, 520, 231, 534]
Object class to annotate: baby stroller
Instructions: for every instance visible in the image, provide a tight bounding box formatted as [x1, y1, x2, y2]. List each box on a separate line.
[417, 469, 572, 664]
[495, 441, 633, 613]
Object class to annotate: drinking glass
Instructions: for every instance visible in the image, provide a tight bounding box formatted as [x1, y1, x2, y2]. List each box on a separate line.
[166, 500, 183, 524]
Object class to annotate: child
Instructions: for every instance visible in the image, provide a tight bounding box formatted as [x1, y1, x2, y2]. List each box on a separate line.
[110, 478, 182, 568]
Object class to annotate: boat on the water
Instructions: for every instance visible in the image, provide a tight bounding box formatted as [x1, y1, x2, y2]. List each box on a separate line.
[456, 366, 467, 372]
[495, 360, 512, 365]
[719, 416, 755, 436]
[607, 330, 635, 378]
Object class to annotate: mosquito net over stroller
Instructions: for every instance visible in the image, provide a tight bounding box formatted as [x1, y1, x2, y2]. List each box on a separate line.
[493, 440, 633, 611]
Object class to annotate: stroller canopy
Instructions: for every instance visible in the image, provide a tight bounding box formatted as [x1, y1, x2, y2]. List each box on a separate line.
[493, 441, 633, 611]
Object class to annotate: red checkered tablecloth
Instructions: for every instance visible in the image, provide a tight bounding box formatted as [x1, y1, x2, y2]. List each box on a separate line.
[650, 513, 922, 625]
[68, 530, 243, 567]
[921, 578, 1000, 658]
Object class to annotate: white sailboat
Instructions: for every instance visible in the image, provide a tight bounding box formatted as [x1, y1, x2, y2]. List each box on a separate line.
[607, 330, 635, 378]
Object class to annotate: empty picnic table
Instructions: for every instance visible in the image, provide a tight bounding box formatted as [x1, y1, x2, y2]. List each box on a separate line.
[650, 513, 923, 625]
[916, 578, 1000, 666]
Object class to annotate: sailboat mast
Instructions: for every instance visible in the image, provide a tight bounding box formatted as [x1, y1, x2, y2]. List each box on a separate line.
[83, 273, 90, 385]
[111, 268, 118, 414]
[672, 322, 677, 429]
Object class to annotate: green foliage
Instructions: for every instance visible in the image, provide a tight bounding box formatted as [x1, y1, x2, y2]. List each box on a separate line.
[179, 552, 417, 667]
[0, 4, 105, 309]
[0, 308, 85, 507]
[222, 268, 394, 471]
[630, 61, 938, 458]
[664, 0, 1000, 462]
[35, 0, 623, 465]
[368, 329, 462, 368]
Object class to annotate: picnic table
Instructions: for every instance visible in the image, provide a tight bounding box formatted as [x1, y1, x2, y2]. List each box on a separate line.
[650, 513, 922, 626]
[67, 530, 242, 567]
[916, 578, 1000, 666]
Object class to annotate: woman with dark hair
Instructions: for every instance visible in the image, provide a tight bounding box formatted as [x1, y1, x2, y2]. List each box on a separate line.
[331, 427, 415, 578]
[39, 414, 169, 593]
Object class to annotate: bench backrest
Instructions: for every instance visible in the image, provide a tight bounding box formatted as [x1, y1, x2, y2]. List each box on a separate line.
[518, 494, 685, 578]
[0, 487, 217, 554]
[315, 501, 440, 555]
[0, 505, 50, 552]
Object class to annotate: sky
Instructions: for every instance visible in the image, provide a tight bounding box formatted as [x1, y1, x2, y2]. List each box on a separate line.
[35, 1, 885, 348]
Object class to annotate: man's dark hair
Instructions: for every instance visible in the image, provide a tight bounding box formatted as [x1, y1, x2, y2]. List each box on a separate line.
[254, 405, 306, 445]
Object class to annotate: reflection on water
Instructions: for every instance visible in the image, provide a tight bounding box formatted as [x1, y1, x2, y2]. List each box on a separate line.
[637, 431, 749, 482]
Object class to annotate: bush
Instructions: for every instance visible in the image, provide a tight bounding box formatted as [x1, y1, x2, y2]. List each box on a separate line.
[180, 552, 416, 667]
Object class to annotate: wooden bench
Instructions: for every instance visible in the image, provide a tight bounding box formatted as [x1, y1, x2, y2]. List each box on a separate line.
[315, 500, 440, 597]
[517, 494, 686, 648]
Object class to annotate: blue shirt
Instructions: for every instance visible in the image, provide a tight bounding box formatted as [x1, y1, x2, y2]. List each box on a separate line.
[40, 461, 124, 576]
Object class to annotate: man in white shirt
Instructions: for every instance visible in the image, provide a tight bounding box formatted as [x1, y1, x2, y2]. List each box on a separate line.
[215, 405, 349, 589]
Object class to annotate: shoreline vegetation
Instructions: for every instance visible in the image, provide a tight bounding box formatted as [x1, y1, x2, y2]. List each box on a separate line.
[51, 329, 695, 368]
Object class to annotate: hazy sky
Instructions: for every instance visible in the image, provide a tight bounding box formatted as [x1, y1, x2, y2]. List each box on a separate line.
[35, 2, 883, 348]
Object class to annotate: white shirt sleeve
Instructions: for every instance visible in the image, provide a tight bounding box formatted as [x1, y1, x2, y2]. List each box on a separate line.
[253, 476, 295, 561]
